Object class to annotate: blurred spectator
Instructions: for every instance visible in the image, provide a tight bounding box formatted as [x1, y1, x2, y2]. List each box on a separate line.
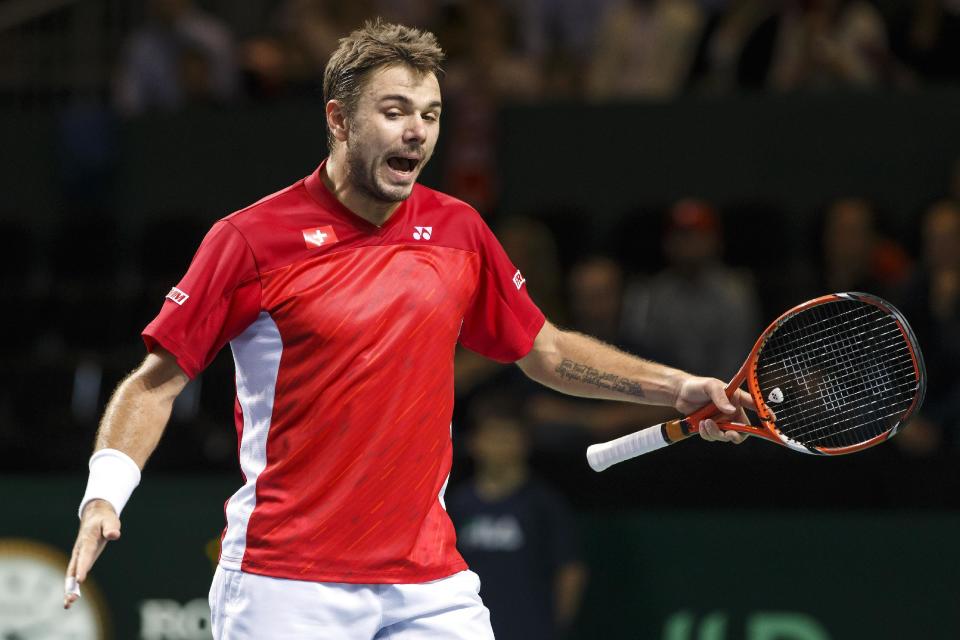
[894, 200, 960, 455]
[497, 216, 566, 321]
[448, 397, 588, 640]
[769, 0, 900, 92]
[440, 0, 543, 101]
[588, 0, 707, 100]
[522, 257, 675, 445]
[621, 199, 761, 380]
[454, 216, 564, 409]
[891, 0, 960, 84]
[506, 0, 617, 96]
[437, 1, 542, 211]
[375, 0, 437, 27]
[819, 197, 912, 296]
[950, 156, 960, 202]
[693, 0, 781, 92]
[115, 0, 239, 115]
[568, 256, 627, 346]
[271, 0, 374, 81]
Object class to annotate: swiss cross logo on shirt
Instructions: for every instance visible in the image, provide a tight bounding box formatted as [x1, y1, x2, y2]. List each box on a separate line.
[166, 287, 190, 305]
[412, 226, 432, 240]
[303, 226, 338, 248]
[512, 270, 526, 290]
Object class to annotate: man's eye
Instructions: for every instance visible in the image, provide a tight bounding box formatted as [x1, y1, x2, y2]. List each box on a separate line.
[385, 111, 402, 119]
[423, 113, 439, 123]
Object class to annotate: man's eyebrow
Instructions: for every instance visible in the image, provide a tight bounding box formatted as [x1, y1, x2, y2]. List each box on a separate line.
[378, 94, 442, 109]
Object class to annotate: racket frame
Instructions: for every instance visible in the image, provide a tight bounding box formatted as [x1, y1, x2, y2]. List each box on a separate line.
[587, 292, 926, 470]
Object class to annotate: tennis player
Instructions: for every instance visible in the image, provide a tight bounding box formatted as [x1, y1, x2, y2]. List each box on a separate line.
[64, 20, 752, 639]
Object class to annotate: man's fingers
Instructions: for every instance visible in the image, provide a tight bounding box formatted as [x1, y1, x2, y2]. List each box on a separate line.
[64, 547, 81, 608]
[102, 517, 122, 541]
[725, 429, 748, 444]
[734, 388, 757, 413]
[74, 530, 104, 584]
[698, 419, 721, 441]
[66, 509, 122, 608]
[64, 575, 82, 607]
[707, 381, 736, 415]
[699, 419, 748, 444]
[66, 543, 79, 579]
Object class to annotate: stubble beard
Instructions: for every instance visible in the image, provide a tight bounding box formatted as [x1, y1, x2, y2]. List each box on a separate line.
[345, 140, 413, 204]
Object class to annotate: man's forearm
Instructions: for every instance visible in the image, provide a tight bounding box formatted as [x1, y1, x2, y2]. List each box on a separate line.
[93, 351, 188, 468]
[517, 322, 689, 406]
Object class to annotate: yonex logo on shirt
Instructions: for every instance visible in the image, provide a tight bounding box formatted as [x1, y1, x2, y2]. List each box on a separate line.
[166, 287, 190, 305]
[412, 226, 432, 240]
[512, 270, 525, 290]
[303, 226, 338, 248]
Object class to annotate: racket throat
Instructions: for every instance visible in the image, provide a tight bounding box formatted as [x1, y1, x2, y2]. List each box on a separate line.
[662, 418, 696, 444]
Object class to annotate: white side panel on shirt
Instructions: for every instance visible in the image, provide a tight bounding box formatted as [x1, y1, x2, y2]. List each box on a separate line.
[438, 422, 452, 509]
[220, 312, 283, 568]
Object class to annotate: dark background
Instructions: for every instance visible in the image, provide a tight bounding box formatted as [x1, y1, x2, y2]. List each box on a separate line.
[2, 0, 960, 638]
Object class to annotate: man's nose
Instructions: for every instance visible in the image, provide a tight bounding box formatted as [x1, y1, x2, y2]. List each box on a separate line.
[404, 116, 427, 143]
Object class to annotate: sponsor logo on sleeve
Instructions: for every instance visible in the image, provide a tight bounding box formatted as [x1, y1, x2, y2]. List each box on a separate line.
[512, 270, 526, 290]
[412, 226, 433, 240]
[302, 226, 339, 248]
[166, 287, 190, 305]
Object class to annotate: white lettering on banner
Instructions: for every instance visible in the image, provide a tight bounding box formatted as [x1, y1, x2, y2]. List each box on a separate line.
[140, 599, 211, 640]
[663, 611, 831, 640]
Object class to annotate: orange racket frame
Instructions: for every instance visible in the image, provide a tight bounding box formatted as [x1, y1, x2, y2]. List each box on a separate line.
[586, 292, 926, 471]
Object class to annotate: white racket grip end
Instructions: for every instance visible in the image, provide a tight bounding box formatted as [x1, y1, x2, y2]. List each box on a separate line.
[586, 424, 670, 472]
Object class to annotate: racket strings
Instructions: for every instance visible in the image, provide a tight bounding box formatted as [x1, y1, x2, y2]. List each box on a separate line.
[766, 338, 913, 396]
[759, 332, 911, 389]
[768, 373, 917, 431]
[779, 383, 919, 444]
[761, 304, 896, 355]
[770, 316, 917, 447]
[755, 300, 920, 449]
[769, 305, 913, 447]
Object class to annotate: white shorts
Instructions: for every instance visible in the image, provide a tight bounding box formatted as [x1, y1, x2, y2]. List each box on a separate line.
[208, 565, 494, 639]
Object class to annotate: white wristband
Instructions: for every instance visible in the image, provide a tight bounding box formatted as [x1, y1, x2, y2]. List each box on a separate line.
[78, 448, 142, 519]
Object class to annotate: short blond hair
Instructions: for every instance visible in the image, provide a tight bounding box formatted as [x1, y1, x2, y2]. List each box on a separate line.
[323, 19, 445, 149]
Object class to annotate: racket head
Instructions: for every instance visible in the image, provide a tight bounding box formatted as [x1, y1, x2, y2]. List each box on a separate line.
[740, 292, 926, 455]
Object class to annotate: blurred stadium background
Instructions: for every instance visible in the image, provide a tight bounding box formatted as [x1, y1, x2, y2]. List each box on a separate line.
[2, 0, 960, 638]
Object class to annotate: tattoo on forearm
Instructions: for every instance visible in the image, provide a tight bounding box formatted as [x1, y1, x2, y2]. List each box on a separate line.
[554, 359, 645, 398]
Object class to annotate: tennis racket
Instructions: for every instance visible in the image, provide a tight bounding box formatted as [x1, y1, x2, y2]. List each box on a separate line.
[586, 292, 926, 471]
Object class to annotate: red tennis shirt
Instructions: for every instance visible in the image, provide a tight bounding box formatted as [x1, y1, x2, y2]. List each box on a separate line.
[142, 163, 545, 583]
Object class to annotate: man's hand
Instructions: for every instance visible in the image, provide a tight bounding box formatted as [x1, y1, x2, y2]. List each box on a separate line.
[64, 499, 121, 609]
[675, 376, 756, 444]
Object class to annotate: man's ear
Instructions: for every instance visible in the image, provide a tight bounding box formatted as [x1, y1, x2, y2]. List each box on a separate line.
[326, 100, 349, 143]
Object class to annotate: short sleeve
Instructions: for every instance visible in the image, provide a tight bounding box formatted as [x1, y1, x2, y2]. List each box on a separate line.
[458, 221, 545, 362]
[142, 220, 261, 378]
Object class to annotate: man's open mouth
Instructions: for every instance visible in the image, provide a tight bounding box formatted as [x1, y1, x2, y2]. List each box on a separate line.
[386, 156, 418, 173]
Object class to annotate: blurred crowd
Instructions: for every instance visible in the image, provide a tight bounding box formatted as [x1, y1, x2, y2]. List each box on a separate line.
[5, 164, 960, 472]
[453, 182, 960, 463]
[3, 0, 960, 474]
[113, 0, 960, 116]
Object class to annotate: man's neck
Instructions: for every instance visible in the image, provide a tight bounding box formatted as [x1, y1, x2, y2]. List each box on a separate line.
[323, 154, 401, 228]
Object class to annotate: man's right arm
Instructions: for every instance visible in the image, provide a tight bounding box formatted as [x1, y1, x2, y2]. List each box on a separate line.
[64, 346, 189, 609]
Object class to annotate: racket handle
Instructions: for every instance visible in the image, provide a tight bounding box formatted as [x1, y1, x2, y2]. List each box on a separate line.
[586, 418, 695, 472]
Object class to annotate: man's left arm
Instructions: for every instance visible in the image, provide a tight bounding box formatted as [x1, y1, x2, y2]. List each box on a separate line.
[516, 320, 751, 443]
